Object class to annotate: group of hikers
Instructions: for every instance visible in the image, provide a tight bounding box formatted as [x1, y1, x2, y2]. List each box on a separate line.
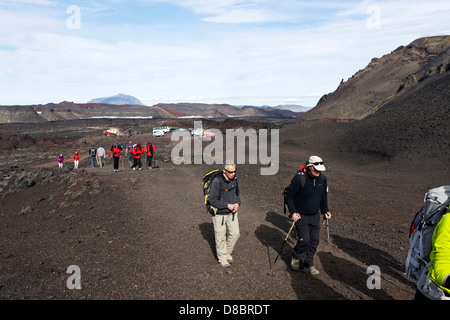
[111, 140, 156, 172]
[57, 152, 82, 169]
[212, 156, 449, 300]
[56, 147, 105, 170]
[56, 140, 156, 172]
[55, 146, 450, 300]
[210, 156, 331, 276]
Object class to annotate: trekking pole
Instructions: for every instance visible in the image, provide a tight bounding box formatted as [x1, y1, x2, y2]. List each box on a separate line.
[272, 221, 295, 269]
[326, 219, 330, 242]
[320, 218, 330, 242]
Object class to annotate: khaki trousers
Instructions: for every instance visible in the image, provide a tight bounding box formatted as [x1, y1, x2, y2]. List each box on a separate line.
[97, 156, 104, 167]
[212, 212, 240, 263]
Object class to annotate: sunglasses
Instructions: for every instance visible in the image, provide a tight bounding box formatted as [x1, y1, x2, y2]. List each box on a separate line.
[225, 169, 236, 174]
[311, 161, 324, 165]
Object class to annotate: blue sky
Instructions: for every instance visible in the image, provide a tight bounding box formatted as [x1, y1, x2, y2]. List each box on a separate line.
[1, 0, 449, 107]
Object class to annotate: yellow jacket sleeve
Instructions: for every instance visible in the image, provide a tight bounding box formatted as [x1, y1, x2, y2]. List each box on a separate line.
[428, 212, 450, 295]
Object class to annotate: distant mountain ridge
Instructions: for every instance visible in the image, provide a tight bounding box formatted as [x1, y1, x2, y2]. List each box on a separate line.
[153, 103, 300, 118]
[252, 105, 311, 113]
[0, 101, 303, 123]
[88, 93, 145, 106]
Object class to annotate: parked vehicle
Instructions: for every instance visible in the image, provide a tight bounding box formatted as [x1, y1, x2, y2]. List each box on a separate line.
[153, 126, 170, 133]
[152, 129, 165, 137]
[103, 128, 118, 135]
[192, 128, 215, 138]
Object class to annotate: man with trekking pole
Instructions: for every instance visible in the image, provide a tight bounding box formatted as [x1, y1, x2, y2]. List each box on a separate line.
[285, 155, 331, 275]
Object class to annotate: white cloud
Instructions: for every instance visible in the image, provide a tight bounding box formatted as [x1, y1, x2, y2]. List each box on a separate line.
[3, 0, 56, 5]
[1, 0, 450, 106]
[142, 0, 316, 24]
[202, 8, 284, 24]
[0, 6, 60, 32]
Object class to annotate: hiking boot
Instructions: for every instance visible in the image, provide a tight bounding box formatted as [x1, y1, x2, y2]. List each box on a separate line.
[219, 259, 231, 268]
[291, 258, 300, 271]
[304, 266, 320, 276]
[226, 253, 233, 264]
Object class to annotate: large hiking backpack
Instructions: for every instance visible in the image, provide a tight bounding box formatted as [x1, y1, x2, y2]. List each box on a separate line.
[406, 186, 450, 280]
[405, 186, 450, 300]
[283, 168, 306, 215]
[202, 169, 221, 215]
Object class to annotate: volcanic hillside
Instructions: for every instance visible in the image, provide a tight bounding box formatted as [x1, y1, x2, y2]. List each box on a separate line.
[302, 36, 450, 120]
[336, 71, 450, 168]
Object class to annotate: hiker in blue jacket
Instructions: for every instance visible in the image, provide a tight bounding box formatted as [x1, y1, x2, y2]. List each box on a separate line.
[286, 155, 331, 275]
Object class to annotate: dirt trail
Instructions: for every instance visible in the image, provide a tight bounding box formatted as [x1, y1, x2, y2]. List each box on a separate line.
[0, 121, 428, 301]
[22, 157, 413, 300]
[33, 155, 90, 169]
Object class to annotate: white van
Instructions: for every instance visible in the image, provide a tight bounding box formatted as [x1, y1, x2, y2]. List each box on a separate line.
[153, 126, 170, 133]
[152, 129, 165, 137]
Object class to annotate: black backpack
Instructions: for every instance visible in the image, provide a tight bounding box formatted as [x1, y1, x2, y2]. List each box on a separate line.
[283, 171, 306, 215]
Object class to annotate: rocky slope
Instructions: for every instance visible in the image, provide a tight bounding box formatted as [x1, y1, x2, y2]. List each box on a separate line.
[338, 71, 450, 165]
[0, 106, 46, 124]
[302, 36, 450, 120]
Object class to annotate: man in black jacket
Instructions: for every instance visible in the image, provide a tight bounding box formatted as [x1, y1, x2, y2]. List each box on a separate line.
[209, 160, 241, 268]
[286, 155, 331, 275]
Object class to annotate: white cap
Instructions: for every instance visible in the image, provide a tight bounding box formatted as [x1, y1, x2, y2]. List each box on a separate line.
[307, 155, 326, 171]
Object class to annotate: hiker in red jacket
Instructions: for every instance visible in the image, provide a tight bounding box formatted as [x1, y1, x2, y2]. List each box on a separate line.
[144, 141, 155, 170]
[110, 143, 123, 172]
[132, 142, 144, 171]
[73, 151, 80, 169]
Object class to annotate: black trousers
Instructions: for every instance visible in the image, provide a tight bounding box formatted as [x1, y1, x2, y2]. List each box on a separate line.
[113, 156, 120, 170]
[146, 155, 153, 168]
[292, 213, 320, 268]
[133, 157, 142, 168]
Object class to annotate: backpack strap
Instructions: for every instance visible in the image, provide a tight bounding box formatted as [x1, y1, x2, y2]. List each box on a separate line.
[299, 171, 306, 189]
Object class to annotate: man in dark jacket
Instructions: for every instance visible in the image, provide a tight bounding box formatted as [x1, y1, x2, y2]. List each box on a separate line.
[209, 160, 241, 268]
[286, 155, 331, 275]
